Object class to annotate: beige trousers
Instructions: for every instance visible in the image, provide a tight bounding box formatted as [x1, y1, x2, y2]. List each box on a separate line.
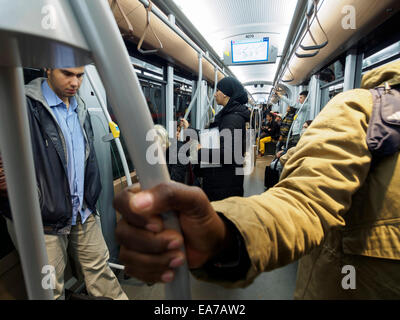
[7, 214, 128, 300]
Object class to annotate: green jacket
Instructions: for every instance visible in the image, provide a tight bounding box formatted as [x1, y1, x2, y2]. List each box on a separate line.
[199, 61, 400, 299]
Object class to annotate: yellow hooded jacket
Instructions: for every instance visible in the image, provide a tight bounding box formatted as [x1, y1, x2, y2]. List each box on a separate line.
[201, 60, 400, 299]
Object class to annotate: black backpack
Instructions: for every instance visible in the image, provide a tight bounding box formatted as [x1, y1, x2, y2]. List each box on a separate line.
[264, 158, 280, 190]
[367, 83, 400, 158]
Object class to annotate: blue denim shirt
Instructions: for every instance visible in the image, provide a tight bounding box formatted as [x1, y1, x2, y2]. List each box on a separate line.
[41, 80, 92, 225]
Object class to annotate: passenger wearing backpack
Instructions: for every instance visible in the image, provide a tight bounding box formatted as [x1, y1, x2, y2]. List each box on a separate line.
[114, 61, 400, 299]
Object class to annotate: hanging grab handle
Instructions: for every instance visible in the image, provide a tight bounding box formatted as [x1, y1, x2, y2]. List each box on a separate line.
[281, 65, 295, 83]
[137, 0, 163, 54]
[111, 0, 135, 39]
[296, 0, 328, 58]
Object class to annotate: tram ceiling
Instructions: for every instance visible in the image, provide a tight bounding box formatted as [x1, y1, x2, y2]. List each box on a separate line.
[171, 0, 298, 85]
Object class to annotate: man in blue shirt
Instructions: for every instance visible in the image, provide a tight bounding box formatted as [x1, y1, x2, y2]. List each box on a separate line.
[3, 67, 127, 299]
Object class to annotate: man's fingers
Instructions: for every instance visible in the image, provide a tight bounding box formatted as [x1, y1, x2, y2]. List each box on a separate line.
[120, 246, 184, 283]
[114, 181, 211, 230]
[115, 219, 183, 254]
[113, 183, 152, 227]
[129, 182, 210, 218]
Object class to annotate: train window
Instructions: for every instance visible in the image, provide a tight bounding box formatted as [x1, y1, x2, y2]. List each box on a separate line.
[318, 56, 347, 111]
[174, 82, 192, 123]
[130, 56, 164, 76]
[363, 41, 400, 72]
[107, 79, 166, 181]
[139, 80, 166, 126]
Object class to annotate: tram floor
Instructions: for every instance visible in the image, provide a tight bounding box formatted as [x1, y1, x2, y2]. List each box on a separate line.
[121, 155, 298, 300]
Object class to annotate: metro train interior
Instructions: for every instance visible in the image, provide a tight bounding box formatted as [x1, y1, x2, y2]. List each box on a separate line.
[1, 0, 400, 300]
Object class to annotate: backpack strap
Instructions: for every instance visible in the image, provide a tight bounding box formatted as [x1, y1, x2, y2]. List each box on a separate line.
[366, 84, 400, 158]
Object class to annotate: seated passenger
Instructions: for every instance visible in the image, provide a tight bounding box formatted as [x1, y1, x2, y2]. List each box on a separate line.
[258, 113, 280, 157]
[0, 67, 127, 300]
[114, 60, 400, 299]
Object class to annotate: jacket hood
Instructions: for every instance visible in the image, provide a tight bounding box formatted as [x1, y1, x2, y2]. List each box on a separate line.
[361, 60, 400, 89]
[25, 77, 88, 118]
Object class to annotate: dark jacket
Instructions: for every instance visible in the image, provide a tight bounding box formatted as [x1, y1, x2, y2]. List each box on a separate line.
[1, 78, 102, 235]
[167, 140, 190, 184]
[199, 99, 251, 201]
[262, 120, 280, 141]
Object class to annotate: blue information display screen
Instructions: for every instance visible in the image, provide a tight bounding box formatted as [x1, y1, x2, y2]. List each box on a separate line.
[231, 37, 269, 63]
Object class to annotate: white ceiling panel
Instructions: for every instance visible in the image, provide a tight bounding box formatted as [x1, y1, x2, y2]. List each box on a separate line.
[173, 0, 298, 96]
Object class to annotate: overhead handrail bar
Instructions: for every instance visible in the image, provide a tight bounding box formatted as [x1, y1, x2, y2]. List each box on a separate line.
[137, 0, 164, 54]
[281, 65, 295, 83]
[70, 0, 191, 300]
[136, 0, 228, 80]
[85, 67, 133, 187]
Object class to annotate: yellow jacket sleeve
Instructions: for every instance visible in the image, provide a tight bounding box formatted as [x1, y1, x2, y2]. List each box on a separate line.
[207, 89, 374, 287]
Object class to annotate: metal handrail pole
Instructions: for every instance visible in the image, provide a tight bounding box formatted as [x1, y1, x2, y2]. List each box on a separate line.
[256, 108, 262, 154]
[85, 67, 132, 186]
[196, 53, 203, 129]
[200, 67, 218, 127]
[183, 85, 200, 121]
[70, 0, 191, 300]
[0, 65, 53, 300]
[210, 67, 218, 116]
[184, 53, 202, 122]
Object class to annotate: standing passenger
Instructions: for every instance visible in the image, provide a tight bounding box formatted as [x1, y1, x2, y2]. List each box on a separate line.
[276, 105, 296, 153]
[1, 67, 127, 300]
[198, 77, 250, 201]
[277, 90, 310, 148]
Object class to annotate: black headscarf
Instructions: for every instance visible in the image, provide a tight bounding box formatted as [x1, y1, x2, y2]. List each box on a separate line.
[217, 77, 248, 105]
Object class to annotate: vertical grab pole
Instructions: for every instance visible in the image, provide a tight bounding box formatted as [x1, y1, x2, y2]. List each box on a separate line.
[85, 67, 132, 186]
[184, 54, 202, 121]
[200, 68, 218, 128]
[69, 0, 191, 299]
[256, 108, 262, 154]
[0, 65, 53, 300]
[210, 67, 218, 119]
[197, 53, 203, 129]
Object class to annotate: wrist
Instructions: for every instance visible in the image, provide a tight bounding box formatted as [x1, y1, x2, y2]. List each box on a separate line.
[210, 212, 238, 260]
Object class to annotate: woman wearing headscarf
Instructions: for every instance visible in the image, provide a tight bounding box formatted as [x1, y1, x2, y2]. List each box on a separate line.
[198, 77, 250, 201]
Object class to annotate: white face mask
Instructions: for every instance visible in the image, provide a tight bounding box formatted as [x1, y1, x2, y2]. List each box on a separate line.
[300, 128, 307, 136]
